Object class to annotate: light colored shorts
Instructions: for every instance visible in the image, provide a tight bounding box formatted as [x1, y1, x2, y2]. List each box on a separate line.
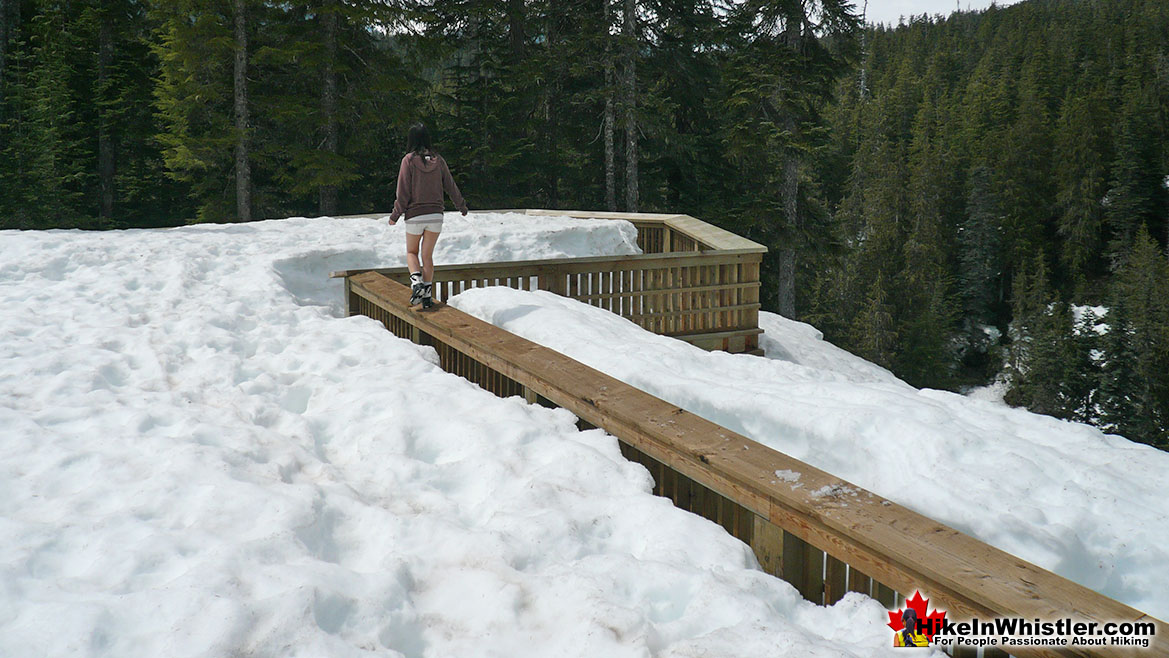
[403, 212, 443, 235]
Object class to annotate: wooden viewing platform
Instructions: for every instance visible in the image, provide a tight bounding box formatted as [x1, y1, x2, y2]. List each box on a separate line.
[332, 210, 767, 354]
[340, 271, 1166, 658]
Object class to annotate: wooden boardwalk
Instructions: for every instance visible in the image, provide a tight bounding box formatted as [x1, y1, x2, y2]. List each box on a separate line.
[345, 270, 1167, 658]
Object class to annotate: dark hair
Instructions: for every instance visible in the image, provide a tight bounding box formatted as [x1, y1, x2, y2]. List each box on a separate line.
[902, 608, 918, 643]
[406, 123, 432, 156]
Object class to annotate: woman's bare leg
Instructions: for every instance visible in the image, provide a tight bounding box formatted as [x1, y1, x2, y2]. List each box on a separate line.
[406, 232, 423, 274]
[420, 229, 440, 283]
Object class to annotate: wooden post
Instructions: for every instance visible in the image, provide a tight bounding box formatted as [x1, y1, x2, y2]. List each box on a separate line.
[752, 515, 784, 577]
[783, 531, 825, 604]
[825, 555, 849, 605]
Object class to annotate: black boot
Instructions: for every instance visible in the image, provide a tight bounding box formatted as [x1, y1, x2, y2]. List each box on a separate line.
[421, 283, 434, 310]
[409, 272, 425, 305]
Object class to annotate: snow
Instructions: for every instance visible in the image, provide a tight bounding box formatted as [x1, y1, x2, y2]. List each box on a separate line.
[1071, 304, 1109, 335]
[773, 469, 802, 484]
[965, 380, 1009, 404]
[450, 286, 1169, 622]
[0, 214, 916, 657]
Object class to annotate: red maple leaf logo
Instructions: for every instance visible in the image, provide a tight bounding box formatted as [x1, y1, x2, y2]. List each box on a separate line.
[887, 591, 947, 641]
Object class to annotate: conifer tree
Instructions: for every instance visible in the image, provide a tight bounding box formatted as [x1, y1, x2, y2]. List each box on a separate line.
[0, 0, 14, 119]
[1104, 67, 1163, 267]
[1023, 300, 1076, 419]
[1054, 88, 1109, 288]
[1004, 254, 1052, 409]
[152, 0, 242, 222]
[2, 0, 91, 229]
[1098, 301, 1138, 437]
[993, 73, 1053, 274]
[319, 0, 340, 215]
[723, 0, 860, 318]
[231, 0, 251, 221]
[851, 271, 898, 370]
[1065, 307, 1100, 424]
[1100, 225, 1169, 447]
[602, 0, 616, 211]
[959, 166, 1003, 334]
[621, 0, 638, 211]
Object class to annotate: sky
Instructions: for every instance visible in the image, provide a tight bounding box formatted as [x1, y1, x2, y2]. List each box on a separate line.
[863, 0, 1023, 26]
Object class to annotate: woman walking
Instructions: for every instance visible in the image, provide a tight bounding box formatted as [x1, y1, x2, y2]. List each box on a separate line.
[389, 123, 468, 309]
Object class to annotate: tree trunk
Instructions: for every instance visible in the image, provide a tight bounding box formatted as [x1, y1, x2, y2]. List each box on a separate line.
[97, 10, 115, 222]
[319, 0, 338, 216]
[777, 13, 804, 318]
[507, 0, 524, 59]
[622, 0, 637, 212]
[778, 151, 798, 317]
[233, 0, 252, 222]
[2, 0, 15, 157]
[544, 0, 560, 207]
[858, 0, 869, 100]
[603, 0, 616, 211]
[1, 0, 10, 116]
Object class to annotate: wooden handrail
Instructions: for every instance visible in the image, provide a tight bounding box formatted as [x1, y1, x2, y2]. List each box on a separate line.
[346, 271, 1167, 658]
[329, 249, 766, 280]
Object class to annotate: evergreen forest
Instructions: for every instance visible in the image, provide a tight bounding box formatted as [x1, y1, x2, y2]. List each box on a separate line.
[1, 0, 1167, 447]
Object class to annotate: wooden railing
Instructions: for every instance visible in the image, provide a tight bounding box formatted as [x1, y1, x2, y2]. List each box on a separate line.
[332, 210, 766, 354]
[345, 271, 1166, 658]
[492, 209, 754, 254]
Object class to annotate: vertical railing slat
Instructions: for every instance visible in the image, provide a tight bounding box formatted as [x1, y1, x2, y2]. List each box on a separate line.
[783, 531, 825, 605]
[825, 555, 849, 605]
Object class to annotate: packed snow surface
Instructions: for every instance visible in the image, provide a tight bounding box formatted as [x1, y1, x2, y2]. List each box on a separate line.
[0, 214, 916, 657]
[450, 286, 1169, 621]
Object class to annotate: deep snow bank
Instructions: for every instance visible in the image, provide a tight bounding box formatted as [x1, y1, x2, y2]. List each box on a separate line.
[450, 286, 1169, 621]
[0, 215, 914, 657]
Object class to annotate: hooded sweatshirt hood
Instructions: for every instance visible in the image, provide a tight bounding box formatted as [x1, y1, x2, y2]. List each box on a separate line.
[390, 150, 468, 221]
[409, 151, 441, 174]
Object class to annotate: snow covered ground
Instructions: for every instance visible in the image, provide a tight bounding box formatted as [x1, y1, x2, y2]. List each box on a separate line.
[451, 287, 1169, 623]
[0, 214, 918, 657]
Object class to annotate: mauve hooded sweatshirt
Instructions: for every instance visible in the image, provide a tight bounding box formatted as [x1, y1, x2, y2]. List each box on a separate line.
[389, 151, 468, 222]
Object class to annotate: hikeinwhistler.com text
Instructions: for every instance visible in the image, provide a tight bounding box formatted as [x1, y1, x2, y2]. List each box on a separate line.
[925, 617, 1156, 650]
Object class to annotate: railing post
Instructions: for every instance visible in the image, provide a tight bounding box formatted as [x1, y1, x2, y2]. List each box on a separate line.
[537, 267, 567, 296]
[741, 252, 762, 352]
